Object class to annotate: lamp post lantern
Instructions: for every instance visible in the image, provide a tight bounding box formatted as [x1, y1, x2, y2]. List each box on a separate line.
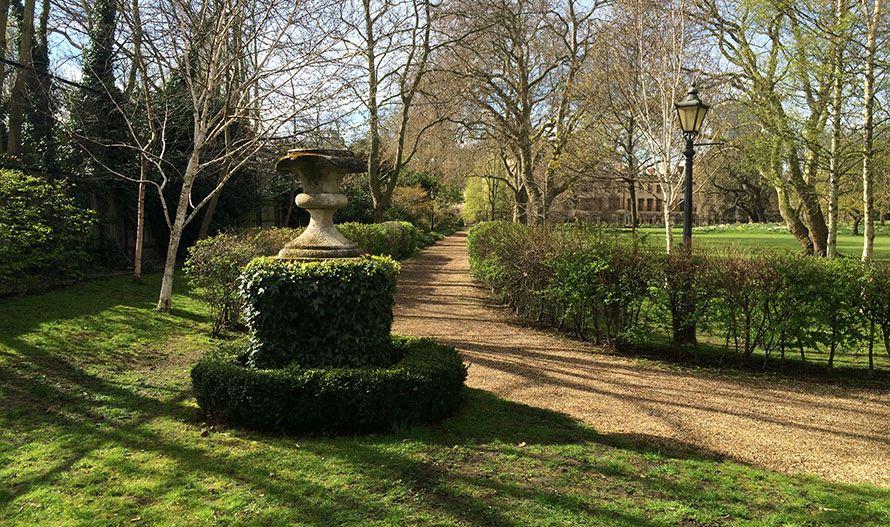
[674, 84, 709, 247]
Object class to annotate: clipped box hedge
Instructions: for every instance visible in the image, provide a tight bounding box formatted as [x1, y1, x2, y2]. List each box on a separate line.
[190, 335, 467, 433]
[240, 256, 400, 369]
[338, 221, 417, 260]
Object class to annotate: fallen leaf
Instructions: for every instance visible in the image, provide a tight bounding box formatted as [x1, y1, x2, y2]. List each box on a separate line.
[517, 441, 527, 448]
[130, 516, 141, 522]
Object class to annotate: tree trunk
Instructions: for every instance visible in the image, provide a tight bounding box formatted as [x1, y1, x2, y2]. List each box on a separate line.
[662, 200, 673, 254]
[520, 141, 541, 224]
[827, 0, 846, 259]
[124, 0, 141, 99]
[776, 185, 814, 254]
[0, 0, 9, 148]
[134, 152, 146, 282]
[363, 0, 385, 223]
[283, 190, 295, 227]
[786, 146, 828, 255]
[157, 151, 199, 311]
[7, 0, 34, 156]
[197, 190, 221, 240]
[628, 179, 638, 231]
[861, 0, 881, 262]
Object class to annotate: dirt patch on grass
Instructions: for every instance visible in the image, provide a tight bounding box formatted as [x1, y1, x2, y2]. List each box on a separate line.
[392, 231, 890, 486]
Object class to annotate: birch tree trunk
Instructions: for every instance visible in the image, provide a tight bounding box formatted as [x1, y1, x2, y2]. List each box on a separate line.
[134, 153, 146, 282]
[157, 150, 201, 310]
[663, 204, 674, 254]
[861, 0, 881, 262]
[827, 0, 846, 259]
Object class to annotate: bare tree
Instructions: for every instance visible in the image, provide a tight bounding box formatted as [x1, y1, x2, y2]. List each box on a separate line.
[622, 0, 707, 253]
[75, 0, 345, 310]
[441, 0, 600, 224]
[339, 0, 443, 222]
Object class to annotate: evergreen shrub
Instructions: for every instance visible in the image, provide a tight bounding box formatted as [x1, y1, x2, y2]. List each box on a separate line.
[240, 256, 400, 369]
[0, 170, 95, 287]
[191, 335, 467, 433]
[338, 221, 417, 259]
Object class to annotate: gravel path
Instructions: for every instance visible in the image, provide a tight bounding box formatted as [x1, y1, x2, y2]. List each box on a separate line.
[392, 231, 890, 486]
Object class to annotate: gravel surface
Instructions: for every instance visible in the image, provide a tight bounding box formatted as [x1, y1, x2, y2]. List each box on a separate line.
[392, 231, 890, 486]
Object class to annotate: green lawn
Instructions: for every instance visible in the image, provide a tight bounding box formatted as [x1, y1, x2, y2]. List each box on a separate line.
[635, 224, 890, 260]
[1, 274, 890, 525]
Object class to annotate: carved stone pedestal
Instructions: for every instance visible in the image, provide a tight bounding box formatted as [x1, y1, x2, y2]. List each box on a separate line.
[274, 149, 366, 260]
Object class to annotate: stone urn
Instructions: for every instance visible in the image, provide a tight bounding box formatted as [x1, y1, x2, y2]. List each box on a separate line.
[275, 149, 366, 260]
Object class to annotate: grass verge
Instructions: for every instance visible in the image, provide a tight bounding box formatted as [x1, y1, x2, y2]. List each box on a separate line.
[1, 273, 889, 526]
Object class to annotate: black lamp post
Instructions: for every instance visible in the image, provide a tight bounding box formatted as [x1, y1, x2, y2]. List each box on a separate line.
[674, 85, 709, 247]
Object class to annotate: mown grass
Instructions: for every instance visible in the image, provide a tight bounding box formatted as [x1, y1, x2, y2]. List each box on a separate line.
[1, 273, 890, 525]
[634, 225, 890, 260]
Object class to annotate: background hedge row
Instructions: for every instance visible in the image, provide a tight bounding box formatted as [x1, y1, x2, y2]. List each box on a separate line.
[185, 221, 417, 335]
[191, 335, 467, 433]
[467, 221, 890, 373]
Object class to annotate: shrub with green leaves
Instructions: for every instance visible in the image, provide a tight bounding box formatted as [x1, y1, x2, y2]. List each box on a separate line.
[467, 221, 887, 375]
[654, 249, 714, 354]
[860, 263, 890, 368]
[469, 222, 656, 344]
[338, 221, 417, 259]
[185, 233, 259, 336]
[240, 256, 400, 369]
[0, 170, 96, 287]
[190, 335, 467, 433]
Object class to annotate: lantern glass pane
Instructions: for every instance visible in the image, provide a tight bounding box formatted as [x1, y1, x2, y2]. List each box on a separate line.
[677, 106, 697, 132]
[693, 106, 709, 132]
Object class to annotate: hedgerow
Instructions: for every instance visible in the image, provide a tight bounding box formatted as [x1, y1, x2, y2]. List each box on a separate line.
[467, 221, 890, 374]
[0, 170, 96, 289]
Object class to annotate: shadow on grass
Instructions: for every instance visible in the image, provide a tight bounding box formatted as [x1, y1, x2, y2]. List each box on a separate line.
[617, 337, 890, 388]
[3, 344, 890, 527]
[1, 266, 889, 525]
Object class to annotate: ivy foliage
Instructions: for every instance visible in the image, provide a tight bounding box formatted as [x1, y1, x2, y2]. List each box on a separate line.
[240, 256, 400, 369]
[0, 170, 96, 286]
[191, 335, 467, 433]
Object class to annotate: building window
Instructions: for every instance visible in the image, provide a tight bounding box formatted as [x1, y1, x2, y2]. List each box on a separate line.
[647, 198, 653, 212]
[656, 199, 662, 212]
[638, 198, 645, 211]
